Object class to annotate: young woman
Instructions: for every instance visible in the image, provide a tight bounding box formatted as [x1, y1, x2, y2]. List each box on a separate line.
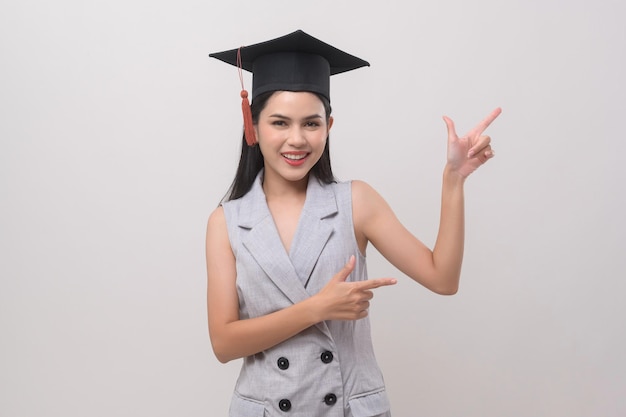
[206, 30, 501, 417]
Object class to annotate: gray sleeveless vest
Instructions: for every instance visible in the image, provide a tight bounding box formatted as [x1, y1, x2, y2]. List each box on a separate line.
[222, 171, 391, 417]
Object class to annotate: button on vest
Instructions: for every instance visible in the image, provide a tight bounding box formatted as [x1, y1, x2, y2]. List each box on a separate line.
[277, 357, 289, 370]
[320, 350, 334, 364]
[279, 399, 291, 412]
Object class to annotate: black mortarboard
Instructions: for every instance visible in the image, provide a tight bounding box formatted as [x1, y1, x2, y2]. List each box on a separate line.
[209, 30, 370, 101]
[209, 30, 369, 146]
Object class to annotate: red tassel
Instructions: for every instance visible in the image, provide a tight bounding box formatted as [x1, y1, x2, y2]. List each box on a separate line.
[236, 47, 257, 147]
[241, 89, 257, 146]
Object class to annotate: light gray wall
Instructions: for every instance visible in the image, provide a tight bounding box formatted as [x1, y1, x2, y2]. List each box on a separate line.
[1, 0, 624, 416]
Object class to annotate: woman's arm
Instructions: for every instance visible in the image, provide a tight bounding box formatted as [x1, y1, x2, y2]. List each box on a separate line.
[353, 108, 501, 295]
[206, 207, 396, 363]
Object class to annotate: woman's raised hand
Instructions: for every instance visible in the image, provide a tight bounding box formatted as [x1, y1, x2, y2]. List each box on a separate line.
[443, 107, 502, 178]
[312, 256, 397, 321]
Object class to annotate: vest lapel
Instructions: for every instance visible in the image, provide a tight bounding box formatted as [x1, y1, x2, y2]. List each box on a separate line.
[238, 173, 311, 305]
[237, 173, 338, 339]
[289, 176, 337, 288]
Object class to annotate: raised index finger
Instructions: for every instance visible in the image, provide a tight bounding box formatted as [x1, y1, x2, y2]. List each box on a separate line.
[469, 107, 502, 137]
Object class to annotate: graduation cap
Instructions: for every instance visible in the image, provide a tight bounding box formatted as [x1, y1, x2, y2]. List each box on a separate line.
[209, 30, 369, 146]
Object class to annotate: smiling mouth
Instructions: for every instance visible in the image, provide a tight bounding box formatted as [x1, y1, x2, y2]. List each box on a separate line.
[282, 153, 309, 160]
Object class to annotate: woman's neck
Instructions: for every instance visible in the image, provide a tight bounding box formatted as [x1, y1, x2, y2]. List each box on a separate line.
[262, 172, 310, 201]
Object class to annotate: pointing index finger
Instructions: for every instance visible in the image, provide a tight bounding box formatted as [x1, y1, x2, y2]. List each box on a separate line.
[356, 278, 397, 290]
[470, 107, 502, 137]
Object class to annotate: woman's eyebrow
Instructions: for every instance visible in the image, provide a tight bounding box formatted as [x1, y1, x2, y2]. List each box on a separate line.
[268, 113, 323, 120]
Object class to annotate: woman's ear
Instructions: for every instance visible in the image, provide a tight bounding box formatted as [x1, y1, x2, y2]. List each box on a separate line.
[327, 116, 334, 133]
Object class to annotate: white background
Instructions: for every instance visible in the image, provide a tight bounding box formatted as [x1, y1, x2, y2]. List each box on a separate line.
[1, 0, 625, 416]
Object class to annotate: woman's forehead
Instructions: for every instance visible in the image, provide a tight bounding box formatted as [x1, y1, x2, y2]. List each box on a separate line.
[262, 91, 326, 114]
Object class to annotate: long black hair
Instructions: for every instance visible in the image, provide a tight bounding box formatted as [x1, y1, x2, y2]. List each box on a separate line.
[223, 90, 335, 202]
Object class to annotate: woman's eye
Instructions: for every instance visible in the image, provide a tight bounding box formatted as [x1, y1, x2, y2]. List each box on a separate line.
[272, 120, 286, 126]
[305, 121, 320, 127]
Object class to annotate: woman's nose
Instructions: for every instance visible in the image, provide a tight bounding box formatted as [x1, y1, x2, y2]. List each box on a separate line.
[286, 127, 306, 146]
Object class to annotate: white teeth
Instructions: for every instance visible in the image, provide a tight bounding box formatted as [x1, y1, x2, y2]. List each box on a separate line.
[283, 153, 306, 160]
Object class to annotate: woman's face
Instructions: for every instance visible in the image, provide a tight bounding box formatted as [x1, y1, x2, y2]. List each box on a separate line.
[255, 91, 333, 186]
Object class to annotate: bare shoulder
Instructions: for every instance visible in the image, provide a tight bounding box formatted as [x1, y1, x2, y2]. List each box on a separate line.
[350, 179, 373, 195]
[206, 205, 229, 242]
[207, 205, 225, 228]
[206, 205, 236, 279]
[351, 179, 394, 243]
[351, 180, 390, 216]
[351, 179, 382, 205]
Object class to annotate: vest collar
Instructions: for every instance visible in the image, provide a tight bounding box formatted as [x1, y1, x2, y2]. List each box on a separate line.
[238, 170, 338, 307]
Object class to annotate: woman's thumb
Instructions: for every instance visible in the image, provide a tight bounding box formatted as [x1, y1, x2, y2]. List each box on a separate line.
[332, 255, 356, 283]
